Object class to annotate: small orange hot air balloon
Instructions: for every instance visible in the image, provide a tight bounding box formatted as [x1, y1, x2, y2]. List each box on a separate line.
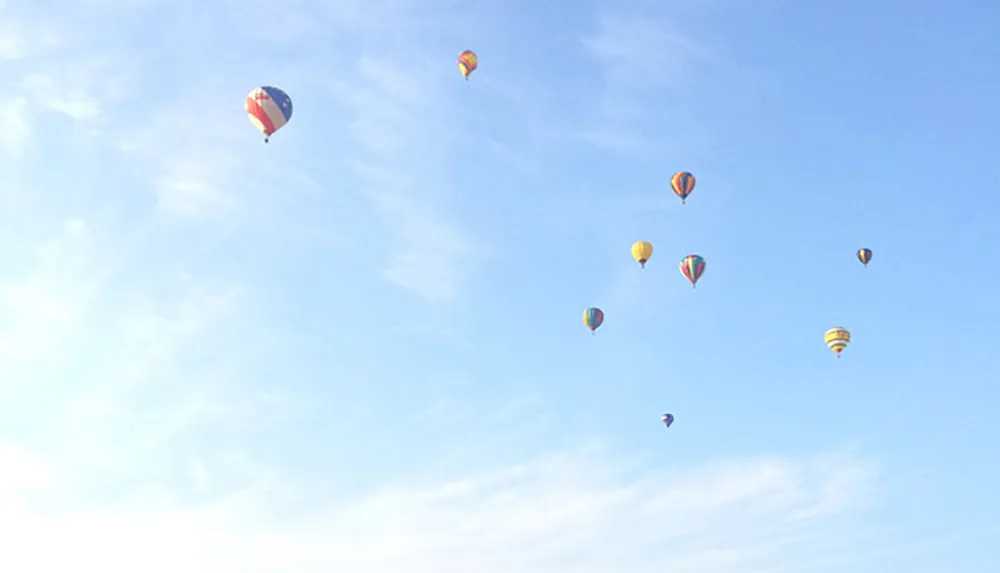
[457, 50, 478, 80]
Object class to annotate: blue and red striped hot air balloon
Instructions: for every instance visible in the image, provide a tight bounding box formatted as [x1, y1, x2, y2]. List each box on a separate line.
[245, 86, 293, 143]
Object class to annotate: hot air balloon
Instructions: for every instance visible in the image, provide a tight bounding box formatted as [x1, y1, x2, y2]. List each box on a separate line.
[631, 241, 654, 268]
[245, 86, 293, 143]
[824, 327, 850, 358]
[457, 50, 478, 80]
[857, 248, 872, 267]
[680, 255, 705, 287]
[671, 171, 696, 204]
[583, 307, 604, 334]
[662, 413, 675, 428]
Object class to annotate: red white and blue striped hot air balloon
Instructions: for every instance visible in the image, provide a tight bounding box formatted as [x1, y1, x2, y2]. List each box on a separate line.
[245, 86, 293, 143]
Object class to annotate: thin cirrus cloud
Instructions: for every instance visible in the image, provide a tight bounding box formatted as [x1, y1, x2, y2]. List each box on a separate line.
[0, 443, 878, 573]
[576, 10, 718, 155]
[3, 0, 479, 303]
[329, 53, 477, 303]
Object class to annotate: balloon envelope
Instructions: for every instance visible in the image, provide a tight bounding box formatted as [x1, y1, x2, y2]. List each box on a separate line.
[857, 248, 873, 266]
[457, 50, 478, 79]
[632, 241, 654, 268]
[680, 254, 705, 287]
[671, 171, 696, 203]
[824, 327, 851, 357]
[245, 86, 293, 140]
[582, 307, 604, 332]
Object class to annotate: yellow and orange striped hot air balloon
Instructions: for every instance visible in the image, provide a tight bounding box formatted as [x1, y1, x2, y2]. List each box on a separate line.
[457, 50, 478, 80]
[824, 327, 850, 358]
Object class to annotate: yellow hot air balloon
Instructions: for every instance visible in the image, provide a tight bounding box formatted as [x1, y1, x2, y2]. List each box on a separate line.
[631, 241, 654, 268]
[824, 327, 850, 358]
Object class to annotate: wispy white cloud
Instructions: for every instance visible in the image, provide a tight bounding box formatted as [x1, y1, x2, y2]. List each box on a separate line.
[0, 32, 24, 60]
[0, 445, 878, 572]
[0, 1, 485, 527]
[20, 0, 482, 302]
[331, 52, 480, 303]
[0, 13, 133, 155]
[18, 74, 98, 120]
[0, 8, 61, 61]
[116, 105, 250, 220]
[0, 97, 32, 156]
[578, 7, 721, 155]
[0, 442, 59, 511]
[380, 200, 472, 304]
[0, 211, 255, 422]
[0, 107, 275, 498]
[584, 10, 720, 89]
[0, 218, 103, 374]
[16, 54, 133, 123]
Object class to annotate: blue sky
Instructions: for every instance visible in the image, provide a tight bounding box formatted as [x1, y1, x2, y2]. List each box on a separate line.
[1, 0, 998, 570]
